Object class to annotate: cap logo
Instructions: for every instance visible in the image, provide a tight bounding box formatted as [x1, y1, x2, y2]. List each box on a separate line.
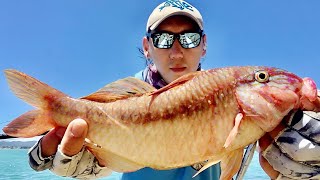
[159, 0, 194, 12]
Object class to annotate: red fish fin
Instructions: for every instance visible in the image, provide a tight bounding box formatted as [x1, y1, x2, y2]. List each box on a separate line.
[4, 69, 67, 109]
[192, 159, 221, 178]
[81, 77, 156, 103]
[151, 71, 201, 96]
[85, 141, 144, 172]
[224, 113, 243, 148]
[220, 149, 243, 180]
[3, 110, 54, 138]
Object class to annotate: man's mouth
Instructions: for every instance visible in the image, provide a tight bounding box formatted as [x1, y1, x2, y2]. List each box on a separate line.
[170, 67, 186, 72]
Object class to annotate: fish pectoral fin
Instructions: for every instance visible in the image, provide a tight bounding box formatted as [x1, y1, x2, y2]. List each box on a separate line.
[85, 141, 144, 173]
[224, 113, 243, 148]
[220, 149, 243, 180]
[192, 159, 221, 178]
[81, 77, 156, 103]
[150, 71, 202, 96]
[3, 110, 54, 138]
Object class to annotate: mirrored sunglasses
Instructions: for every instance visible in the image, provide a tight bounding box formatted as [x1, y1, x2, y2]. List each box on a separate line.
[146, 30, 203, 49]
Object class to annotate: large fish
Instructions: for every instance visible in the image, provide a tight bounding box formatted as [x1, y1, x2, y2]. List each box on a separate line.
[3, 66, 320, 179]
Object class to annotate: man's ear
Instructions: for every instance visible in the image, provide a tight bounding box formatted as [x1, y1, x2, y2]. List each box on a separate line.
[202, 34, 207, 57]
[142, 37, 150, 59]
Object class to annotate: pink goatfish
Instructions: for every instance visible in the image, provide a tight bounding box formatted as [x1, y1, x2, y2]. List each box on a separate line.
[3, 66, 319, 179]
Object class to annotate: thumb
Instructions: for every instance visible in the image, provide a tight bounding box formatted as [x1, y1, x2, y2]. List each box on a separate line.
[60, 118, 88, 156]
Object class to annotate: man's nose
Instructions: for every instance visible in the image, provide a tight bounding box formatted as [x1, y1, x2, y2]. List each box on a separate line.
[169, 39, 183, 60]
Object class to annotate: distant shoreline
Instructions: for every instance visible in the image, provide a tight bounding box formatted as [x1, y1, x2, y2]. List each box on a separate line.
[0, 140, 37, 149]
[0, 147, 31, 149]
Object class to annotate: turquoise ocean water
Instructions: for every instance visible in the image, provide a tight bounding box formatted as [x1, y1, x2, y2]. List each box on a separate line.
[0, 149, 269, 180]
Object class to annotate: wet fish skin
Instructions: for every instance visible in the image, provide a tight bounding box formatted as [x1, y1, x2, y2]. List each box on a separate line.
[3, 66, 319, 179]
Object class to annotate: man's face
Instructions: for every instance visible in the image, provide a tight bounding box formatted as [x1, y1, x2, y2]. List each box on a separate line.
[144, 16, 206, 84]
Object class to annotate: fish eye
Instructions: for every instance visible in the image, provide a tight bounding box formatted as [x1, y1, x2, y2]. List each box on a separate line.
[255, 71, 269, 83]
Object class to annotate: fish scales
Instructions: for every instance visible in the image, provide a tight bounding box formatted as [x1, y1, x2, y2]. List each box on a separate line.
[3, 66, 319, 179]
[104, 67, 235, 124]
[36, 68, 236, 167]
[82, 67, 261, 167]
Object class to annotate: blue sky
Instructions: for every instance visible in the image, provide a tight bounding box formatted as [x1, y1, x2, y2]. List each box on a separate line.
[0, 0, 319, 134]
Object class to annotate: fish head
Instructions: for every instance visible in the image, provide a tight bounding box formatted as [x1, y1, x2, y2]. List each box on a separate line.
[235, 66, 313, 132]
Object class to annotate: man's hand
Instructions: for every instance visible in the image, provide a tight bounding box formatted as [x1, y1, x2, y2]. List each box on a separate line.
[259, 110, 320, 179]
[259, 123, 285, 179]
[41, 118, 88, 157]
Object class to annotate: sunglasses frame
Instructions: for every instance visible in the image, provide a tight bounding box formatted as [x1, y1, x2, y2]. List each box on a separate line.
[146, 29, 204, 49]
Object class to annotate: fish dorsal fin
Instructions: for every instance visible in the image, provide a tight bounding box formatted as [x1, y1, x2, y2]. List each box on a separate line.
[151, 71, 201, 96]
[81, 77, 156, 103]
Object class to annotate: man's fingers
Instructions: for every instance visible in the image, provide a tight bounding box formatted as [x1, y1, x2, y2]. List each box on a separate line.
[259, 153, 279, 179]
[259, 134, 280, 179]
[41, 127, 66, 157]
[60, 119, 88, 156]
[258, 123, 287, 179]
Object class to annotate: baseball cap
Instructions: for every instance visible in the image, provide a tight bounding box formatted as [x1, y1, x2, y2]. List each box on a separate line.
[146, 0, 204, 32]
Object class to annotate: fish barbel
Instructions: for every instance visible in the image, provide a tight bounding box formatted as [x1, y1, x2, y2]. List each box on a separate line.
[3, 66, 320, 179]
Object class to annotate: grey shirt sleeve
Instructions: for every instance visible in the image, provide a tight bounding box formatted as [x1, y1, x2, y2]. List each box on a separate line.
[28, 138, 112, 179]
[263, 110, 320, 179]
[28, 138, 54, 171]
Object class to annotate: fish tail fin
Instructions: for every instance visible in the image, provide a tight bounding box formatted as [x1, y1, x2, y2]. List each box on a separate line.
[3, 110, 54, 137]
[3, 69, 67, 137]
[4, 69, 66, 108]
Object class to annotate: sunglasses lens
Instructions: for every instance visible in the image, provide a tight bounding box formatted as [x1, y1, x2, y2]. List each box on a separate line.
[152, 33, 174, 49]
[150, 31, 202, 49]
[179, 33, 201, 48]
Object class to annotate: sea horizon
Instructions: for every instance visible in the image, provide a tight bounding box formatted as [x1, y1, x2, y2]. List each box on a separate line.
[0, 149, 269, 180]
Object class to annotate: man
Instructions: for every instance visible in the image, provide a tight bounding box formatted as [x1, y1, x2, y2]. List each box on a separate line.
[28, 1, 320, 179]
